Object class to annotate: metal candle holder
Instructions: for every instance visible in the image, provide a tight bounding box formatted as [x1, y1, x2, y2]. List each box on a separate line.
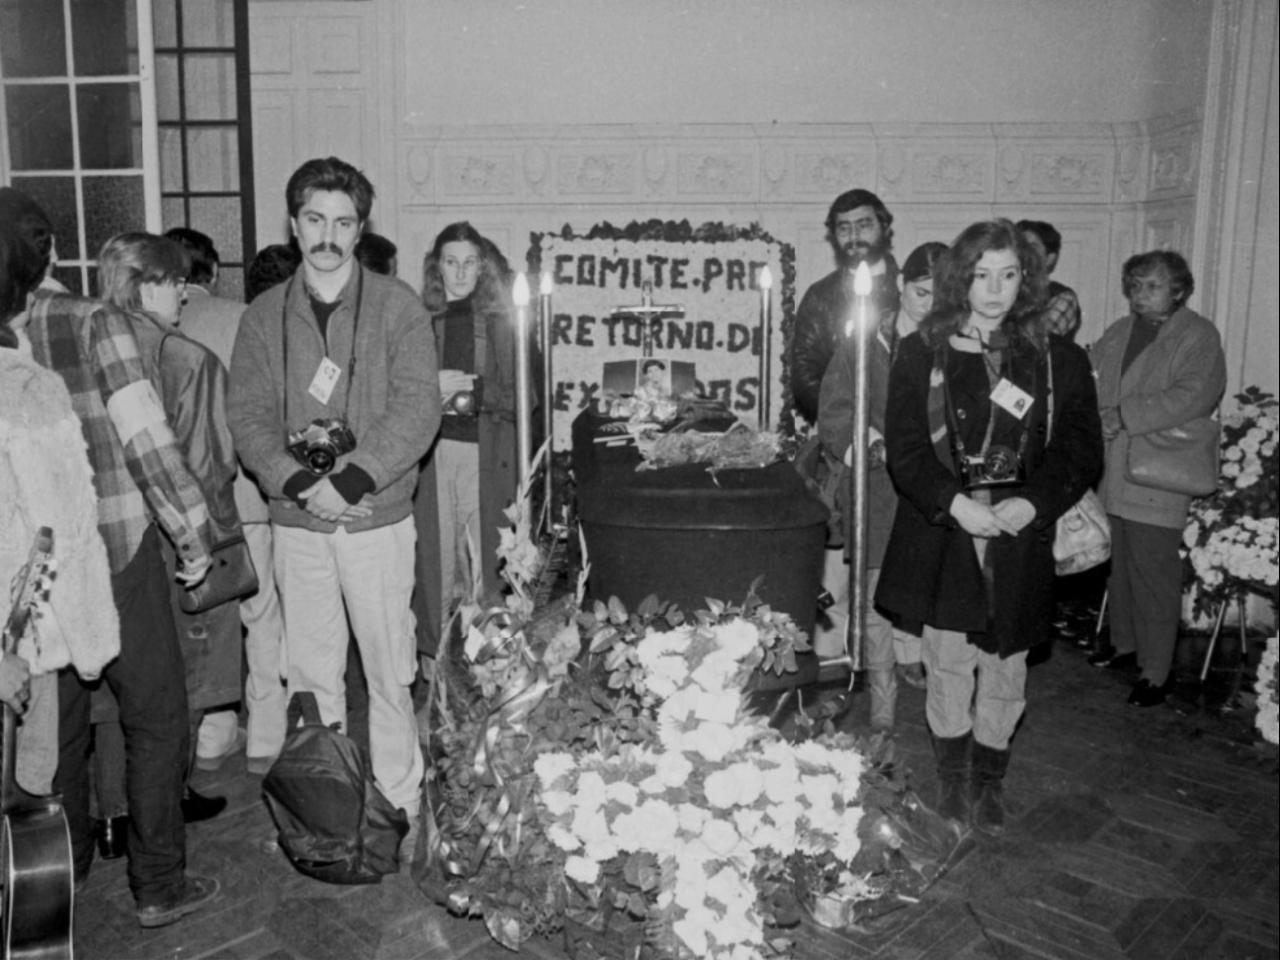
[512, 272, 532, 488]
[842, 262, 875, 672]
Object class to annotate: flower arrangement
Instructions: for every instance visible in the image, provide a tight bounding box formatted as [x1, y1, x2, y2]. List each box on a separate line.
[1256, 637, 1279, 746]
[416, 452, 967, 957]
[536, 613, 859, 960]
[1183, 387, 1279, 619]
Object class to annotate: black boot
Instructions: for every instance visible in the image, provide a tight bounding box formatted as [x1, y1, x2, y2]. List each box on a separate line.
[971, 742, 1010, 835]
[930, 732, 971, 823]
[181, 787, 227, 824]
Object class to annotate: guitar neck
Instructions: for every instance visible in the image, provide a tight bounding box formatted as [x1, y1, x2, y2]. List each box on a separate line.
[2, 527, 54, 814]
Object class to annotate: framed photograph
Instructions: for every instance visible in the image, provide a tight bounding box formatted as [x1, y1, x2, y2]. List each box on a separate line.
[602, 357, 697, 399]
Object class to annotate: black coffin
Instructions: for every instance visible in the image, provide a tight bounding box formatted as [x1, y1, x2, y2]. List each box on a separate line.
[573, 412, 828, 688]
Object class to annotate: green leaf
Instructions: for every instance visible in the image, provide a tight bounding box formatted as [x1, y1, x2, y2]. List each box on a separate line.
[607, 595, 628, 623]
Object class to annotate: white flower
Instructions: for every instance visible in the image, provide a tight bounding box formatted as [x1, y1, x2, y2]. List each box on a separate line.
[654, 750, 693, 788]
[687, 721, 739, 762]
[693, 688, 742, 725]
[564, 854, 600, 884]
[576, 771, 608, 811]
[541, 789, 574, 816]
[713, 619, 760, 660]
[533, 751, 576, 788]
[605, 779, 639, 808]
[696, 818, 745, 858]
[672, 916, 709, 958]
[547, 822, 580, 852]
[677, 803, 709, 835]
[703, 763, 765, 809]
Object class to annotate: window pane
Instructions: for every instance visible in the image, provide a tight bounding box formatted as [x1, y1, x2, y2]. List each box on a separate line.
[181, 0, 235, 47]
[188, 195, 240, 265]
[183, 53, 236, 120]
[155, 53, 180, 121]
[70, 0, 137, 76]
[51, 265, 84, 296]
[161, 196, 186, 232]
[8, 174, 80, 260]
[0, 0, 67, 77]
[78, 83, 142, 169]
[152, 0, 177, 48]
[83, 175, 145, 258]
[159, 126, 184, 191]
[187, 127, 239, 192]
[4, 85, 73, 169]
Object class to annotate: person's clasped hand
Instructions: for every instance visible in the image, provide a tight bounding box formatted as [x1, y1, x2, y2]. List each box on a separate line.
[0, 652, 31, 714]
[300, 478, 374, 524]
[1100, 406, 1123, 440]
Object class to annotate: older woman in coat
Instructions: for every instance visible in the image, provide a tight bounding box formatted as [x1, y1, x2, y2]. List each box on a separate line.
[1089, 251, 1225, 707]
[877, 220, 1102, 834]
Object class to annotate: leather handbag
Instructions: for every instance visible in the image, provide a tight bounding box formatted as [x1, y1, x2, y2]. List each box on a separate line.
[1053, 488, 1111, 576]
[1125, 417, 1220, 496]
[179, 534, 259, 614]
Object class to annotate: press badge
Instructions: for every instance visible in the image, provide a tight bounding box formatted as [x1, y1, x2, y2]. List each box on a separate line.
[308, 357, 342, 404]
[990, 378, 1034, 420]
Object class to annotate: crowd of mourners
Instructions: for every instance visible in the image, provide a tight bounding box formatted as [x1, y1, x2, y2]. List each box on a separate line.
[0, 165, 1226, 930]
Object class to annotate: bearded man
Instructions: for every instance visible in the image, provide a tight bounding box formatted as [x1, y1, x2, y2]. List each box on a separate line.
[790, 188, 900, 424]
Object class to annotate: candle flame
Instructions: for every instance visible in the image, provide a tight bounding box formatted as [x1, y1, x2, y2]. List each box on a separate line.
[513, 272, 530, 307]
[539, 271, 553, 296]
[759, 265, 773, 291]
[853, 261, 873, 296]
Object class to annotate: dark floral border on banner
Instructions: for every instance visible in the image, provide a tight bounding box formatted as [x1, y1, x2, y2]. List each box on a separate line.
[526, 220, 798, 439]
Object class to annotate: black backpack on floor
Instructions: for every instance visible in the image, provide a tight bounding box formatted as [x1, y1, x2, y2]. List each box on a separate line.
[262, 692, 409, 884]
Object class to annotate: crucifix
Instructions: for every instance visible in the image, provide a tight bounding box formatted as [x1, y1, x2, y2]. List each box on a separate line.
[612, 281, 685, 357]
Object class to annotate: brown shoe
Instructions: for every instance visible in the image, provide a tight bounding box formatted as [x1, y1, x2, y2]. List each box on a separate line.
[136, 875, 220, 929]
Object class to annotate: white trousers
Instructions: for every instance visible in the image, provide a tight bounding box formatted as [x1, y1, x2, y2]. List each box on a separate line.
[274, 518, 423, 815]
[435, 438, 481, 629]
[922, 626, 1028, 749]
[241, 520, 286, 760]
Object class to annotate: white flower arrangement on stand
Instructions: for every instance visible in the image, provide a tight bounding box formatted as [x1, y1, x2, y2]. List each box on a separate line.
[1256, 637, 1279, 745]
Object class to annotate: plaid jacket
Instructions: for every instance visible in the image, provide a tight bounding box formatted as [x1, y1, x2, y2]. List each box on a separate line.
[25, 292, 210, 574]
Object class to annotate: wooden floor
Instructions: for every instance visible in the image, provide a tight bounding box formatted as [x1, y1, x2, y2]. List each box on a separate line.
[72, 622, 1279, 960]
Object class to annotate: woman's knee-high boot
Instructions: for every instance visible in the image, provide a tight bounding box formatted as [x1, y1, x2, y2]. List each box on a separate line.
[868, 668, 898, 731]
[971, 741, 1010, 835]
[930, 732, 971, 823]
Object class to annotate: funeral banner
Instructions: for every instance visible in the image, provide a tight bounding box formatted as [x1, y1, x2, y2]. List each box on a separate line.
[532, 221, 795, 449]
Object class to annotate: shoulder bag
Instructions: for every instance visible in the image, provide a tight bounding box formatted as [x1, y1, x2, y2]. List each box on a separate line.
[1125, 417, 1220, 496]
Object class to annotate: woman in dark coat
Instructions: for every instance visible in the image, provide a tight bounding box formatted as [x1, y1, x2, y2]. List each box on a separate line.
[412, 223, 522, 658]
[876, 219, 1102, 834]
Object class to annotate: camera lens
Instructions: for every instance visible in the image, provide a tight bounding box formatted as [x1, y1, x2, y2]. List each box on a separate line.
[307, 447, 336, 475]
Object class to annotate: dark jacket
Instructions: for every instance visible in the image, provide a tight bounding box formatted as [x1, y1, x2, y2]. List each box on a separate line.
[876, 332, 1102, 657]
[411, 292, 523, 656]
[817, 328, 897, 567]
[790, 259, 899, 423]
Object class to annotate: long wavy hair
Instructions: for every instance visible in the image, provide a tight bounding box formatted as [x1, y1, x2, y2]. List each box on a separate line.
[97, 232, 189, 316]
[918, 219, 1049, 352]
[420, 221, 512, 321]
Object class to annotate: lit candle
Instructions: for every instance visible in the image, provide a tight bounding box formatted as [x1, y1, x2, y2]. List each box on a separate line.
[843, 260, 874, 672]
[758, 265, 773, 430]
[513, 272, 532, 488]
[539, 271, 554, 530]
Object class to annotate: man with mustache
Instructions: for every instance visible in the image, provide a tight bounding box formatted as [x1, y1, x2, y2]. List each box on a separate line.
[791, 188, 900, 425]
[226, 157, 441, 866]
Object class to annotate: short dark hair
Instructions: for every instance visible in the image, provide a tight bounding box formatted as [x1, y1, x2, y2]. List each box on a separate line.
[642, 358, 666, 374]
[1, 220, 47, 326]
[1122, 250, 1195, 307]
[285, 157, 375, 221]
[825, 188, 893, 238]
[245, 242, 301, 302]
[165, 227, 218, 284]
[900, 241, 949, 284]
[356, 232, 398, 275]
[1015, 220, 1062, 259]
[0, 187, 54, 275]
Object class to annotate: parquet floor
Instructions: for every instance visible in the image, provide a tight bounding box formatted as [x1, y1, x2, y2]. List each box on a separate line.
[72, 619, 1279, 960]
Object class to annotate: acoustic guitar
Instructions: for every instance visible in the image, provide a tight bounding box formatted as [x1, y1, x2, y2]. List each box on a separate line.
[2, 528, 74, 960]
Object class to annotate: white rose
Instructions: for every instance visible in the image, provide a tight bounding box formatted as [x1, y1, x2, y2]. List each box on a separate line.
[655, 750, 693, 788]
[713, 619, 760, 660]
[533, 751, 577, 788]
[541, 789, 575, 816]
[564, 854, 600, 884]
